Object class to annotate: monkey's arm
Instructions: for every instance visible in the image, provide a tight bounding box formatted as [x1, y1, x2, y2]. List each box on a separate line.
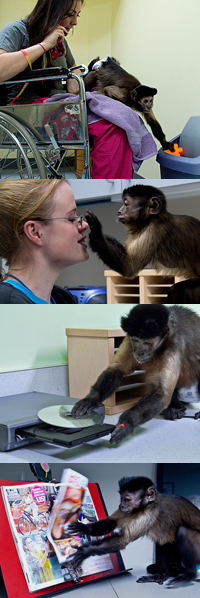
[70, 533, 127, 568]
[144, 110, 174, 151]
[84, 70, 98, 91]
[71, 335, 135, 418]
[69, 509, 153, 568]
[110, 351, 181, 444]
[69, 512, 147, 567]
[85, 210, 151, 278]
[68, 514, 118, 537]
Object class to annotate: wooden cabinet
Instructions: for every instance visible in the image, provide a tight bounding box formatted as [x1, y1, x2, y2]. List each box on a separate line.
[66, 328, 146, 415]
[105, 269, 184, 304]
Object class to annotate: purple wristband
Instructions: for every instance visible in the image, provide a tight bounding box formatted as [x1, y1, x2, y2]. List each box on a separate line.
[38, 43, 46, 53]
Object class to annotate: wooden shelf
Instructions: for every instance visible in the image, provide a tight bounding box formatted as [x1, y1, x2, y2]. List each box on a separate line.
[104, 269, 184, 303]
[66, 328, 146, 415]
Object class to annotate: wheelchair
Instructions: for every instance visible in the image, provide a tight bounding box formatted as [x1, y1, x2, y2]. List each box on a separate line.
[0, 65, 90, 179]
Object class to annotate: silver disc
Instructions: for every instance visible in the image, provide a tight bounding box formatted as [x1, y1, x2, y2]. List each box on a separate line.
[38, 404, 102, 429]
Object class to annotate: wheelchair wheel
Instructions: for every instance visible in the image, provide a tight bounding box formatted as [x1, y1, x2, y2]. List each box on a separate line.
[0, 111, 46, 178]
[36, 513, 48, 530]
[18, 516, 31, 535]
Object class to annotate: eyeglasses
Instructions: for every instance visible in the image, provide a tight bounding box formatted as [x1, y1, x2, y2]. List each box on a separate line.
[33, 215, 84, 226]
[19, 215, 84, 235]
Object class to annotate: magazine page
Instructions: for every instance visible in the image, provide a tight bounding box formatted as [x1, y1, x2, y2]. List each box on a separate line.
[47, 470, 114, 578]
[1, 482, 64, 593]
[47, 468, 88, 564]
[69, 485, 114, 578]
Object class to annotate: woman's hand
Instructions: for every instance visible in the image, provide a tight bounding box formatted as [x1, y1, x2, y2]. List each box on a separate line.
[66, 77, 79, 94]
[42, 26, 68, 51]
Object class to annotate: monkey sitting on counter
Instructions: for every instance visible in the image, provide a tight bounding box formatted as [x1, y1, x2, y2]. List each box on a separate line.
[83, 184, 200, 303]
[71, 304, 200, 445]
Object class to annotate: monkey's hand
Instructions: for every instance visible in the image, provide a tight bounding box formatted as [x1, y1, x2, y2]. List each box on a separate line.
[162, 140, 174, 152]
[68, 522, 87, 535]
[70, 544, 90, 568]
[110, 418, 134, 445]
[194, 411, 200, 419]
[71, 396, 103, 418]
[85, 210, 105, 251]
[137, 575, 164, 585]
[162, 405, 187, 420]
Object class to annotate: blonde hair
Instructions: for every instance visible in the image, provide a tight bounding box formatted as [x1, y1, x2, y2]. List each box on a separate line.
[0, 179, 65, 279]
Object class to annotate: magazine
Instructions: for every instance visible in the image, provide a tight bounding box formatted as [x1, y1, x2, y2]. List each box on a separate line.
[1, 468, 114, 593]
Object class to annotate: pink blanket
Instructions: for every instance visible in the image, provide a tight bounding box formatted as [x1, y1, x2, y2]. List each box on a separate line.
[44, 91, 157, 172]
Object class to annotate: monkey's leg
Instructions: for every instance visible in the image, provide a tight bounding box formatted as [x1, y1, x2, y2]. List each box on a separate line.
[141, 542, 184, 585]
[167, 527, 197, 587]
[138, 541, 184, 584]
[144, 110, 174, 151]
[162, 388, 187, 420]
[194, 379, 200, 418]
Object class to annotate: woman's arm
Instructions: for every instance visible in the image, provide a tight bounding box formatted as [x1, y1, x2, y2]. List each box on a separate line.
[39, 542, 49, 568]
[0, 25, 68, 82]
[66, 63, 81, 94]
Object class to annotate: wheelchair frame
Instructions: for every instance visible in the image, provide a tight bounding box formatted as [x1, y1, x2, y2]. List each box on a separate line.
[0, 66, 90, 179]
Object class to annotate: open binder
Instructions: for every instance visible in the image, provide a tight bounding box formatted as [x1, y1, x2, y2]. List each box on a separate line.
[0, 480, 127, 598]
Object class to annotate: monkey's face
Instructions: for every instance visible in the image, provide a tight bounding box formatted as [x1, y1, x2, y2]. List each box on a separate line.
[117, 195, 148, 224]
[130, 335, 162, 363]
[119, 490, 144, 513]
[138, 95, 154, 113]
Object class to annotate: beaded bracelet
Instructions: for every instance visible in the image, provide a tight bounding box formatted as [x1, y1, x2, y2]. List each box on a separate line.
[38, 43, 46, 53]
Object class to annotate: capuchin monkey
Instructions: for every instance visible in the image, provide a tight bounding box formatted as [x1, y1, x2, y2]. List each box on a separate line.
[68, 476, 200, 587]
[84, 56, 174, 150]
[71, 305, 200, 445]
[83, 185, 200, 297]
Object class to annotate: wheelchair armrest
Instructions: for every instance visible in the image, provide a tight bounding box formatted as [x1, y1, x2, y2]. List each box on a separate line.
[3, 66, 69, 84]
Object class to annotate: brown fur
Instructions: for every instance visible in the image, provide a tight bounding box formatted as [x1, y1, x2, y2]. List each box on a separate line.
[84, 57, 173, 149]
[71, 305, 200, 443]
[84, 186, 200, 296]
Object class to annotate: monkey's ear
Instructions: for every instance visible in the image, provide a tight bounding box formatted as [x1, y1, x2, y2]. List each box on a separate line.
[130, 89, 138, 102]
[146, 486, 156, 502]
[168, 312, 177, 330]
[148, 196, 162, 215]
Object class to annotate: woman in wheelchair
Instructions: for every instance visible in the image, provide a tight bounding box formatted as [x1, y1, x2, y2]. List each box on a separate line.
[0, 0, 83, 103]
[0, 0, 136, 178]
[0, 179, 89, 304]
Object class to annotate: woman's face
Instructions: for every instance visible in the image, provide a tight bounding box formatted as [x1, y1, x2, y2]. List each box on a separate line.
[41, 181, 89, 269]
[25, 538, 35, 551]
[60, 1, 82, 32]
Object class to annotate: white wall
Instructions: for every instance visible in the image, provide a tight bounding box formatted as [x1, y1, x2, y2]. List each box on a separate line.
[0, 304, 130, 372]
[111, 0, 200, 178]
